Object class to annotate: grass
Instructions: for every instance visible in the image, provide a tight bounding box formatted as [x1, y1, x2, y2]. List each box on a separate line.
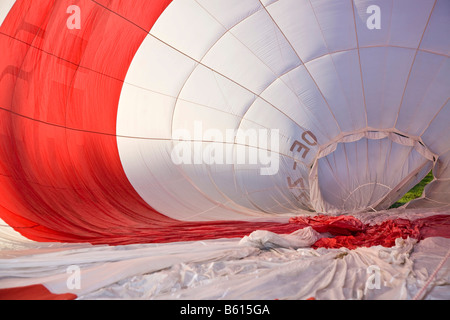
[389, 171, 434, 209]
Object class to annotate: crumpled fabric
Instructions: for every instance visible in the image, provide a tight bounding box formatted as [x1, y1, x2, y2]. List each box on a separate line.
[239, 227, 323, 249]
[289, 215, 365, 235]
[78, 237, 449, 300]
[289, 214, 450, 249]
[413, 215, 450, 240]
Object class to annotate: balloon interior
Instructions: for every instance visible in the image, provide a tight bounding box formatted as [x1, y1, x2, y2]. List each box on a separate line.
[0, 0, 449, 300]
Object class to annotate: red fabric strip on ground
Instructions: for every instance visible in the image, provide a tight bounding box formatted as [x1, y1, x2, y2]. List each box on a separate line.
[0, 284, 76, 300]
[289, 214, 450, 249]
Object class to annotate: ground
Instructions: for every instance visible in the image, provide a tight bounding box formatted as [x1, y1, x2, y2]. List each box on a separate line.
[390, 171, 434, 209]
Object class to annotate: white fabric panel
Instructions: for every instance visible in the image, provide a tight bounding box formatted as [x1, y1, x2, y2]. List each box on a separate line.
[117, 0, 449, 218]
[420, 0, 450, 56]
[388, 0, 436, 48]
[202, 32, 276, 94]
[203, 164, 300, 214]
[238, 98, 318, 165]
[265, 0, 329, 63]
[171, 100, 282, 214]
[118, 138, 207, 218]
[279, 156, 313, 211]
[434, 150, 450, 179]
[259, 76, 331, 144]
[396, 52, 450, 136]
[260, 0, 278, 7]
[117, 83, 175, 139]
[407, 198, 449, 210]
[422, 100, 450, 157]
[172, 99, 241, 143]
[233, 170, 300, 213]
[353, 0, 393, 47]
[329, 50, 365, 127]
[314, 138, 431, 213]
[195, 0, 262, 30]
[280, 65, 340, 141]
[0, 0, 15, 27]
[306, 54, 366, 132]
[149, 0, 225, 61]
[194, 166, 254, 209]
[355, 0, 436, 49]
[423, 180, 450, 203]
[178, 64, 256, 118]
[233, 121, 312, 210]
[230, 9, 301, 77]
[361, 47, 416, 129]
[118, 138, 260, 221]
[309, 0, 357, 52]
[120, 36, 197, 98]
[310, 131, 436, 212]
[175, 156, 259, 215]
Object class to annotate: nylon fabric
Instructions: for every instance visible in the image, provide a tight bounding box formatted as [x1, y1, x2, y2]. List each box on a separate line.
[0, 0, 449, 248]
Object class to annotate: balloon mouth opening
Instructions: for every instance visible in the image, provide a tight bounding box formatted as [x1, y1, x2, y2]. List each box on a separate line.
[308, 129, 436, 214]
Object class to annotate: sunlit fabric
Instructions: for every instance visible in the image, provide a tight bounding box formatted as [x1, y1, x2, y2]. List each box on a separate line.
[0, 0, 449, 301]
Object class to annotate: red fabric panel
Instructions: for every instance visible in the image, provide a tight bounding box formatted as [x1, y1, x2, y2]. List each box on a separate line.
[0, 0, 175, 243]
[289, 214, 450, 249]
[413, 214, 450, 239]
[0, 284, 76, 300]
[312, 218, 421, 249]
[289, 215, 366, 235]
